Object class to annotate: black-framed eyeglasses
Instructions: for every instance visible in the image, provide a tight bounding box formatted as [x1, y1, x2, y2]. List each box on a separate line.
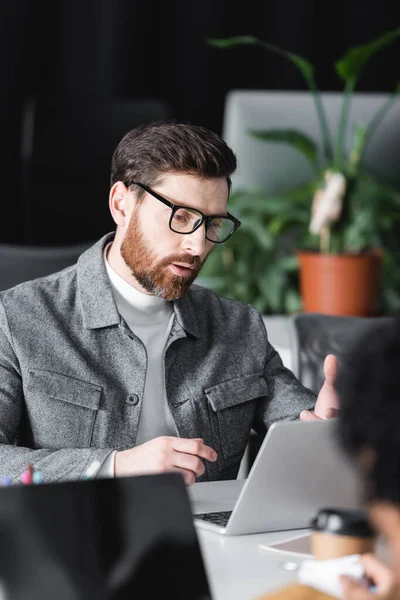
[125, 181, 241, 244]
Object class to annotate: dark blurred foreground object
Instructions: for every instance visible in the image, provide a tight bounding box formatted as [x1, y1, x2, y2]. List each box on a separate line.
[19, 95, 172, 245]
[0, 241, 93, 291]
[0, 473, 211, 600]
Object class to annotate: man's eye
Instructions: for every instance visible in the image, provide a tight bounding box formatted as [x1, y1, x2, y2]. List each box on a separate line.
[173, 212, 190, 223]
[209, 219, 223, 229]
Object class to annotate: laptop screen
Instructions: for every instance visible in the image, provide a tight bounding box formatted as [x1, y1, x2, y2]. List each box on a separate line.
[0, 472, 211, 600]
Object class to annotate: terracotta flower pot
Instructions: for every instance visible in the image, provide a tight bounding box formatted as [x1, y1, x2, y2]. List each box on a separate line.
[297, 250, 382, 317]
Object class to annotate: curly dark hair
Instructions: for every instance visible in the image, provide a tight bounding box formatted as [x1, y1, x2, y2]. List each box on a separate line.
[335, 317, 400, 504]
[110, 120, 237, 199]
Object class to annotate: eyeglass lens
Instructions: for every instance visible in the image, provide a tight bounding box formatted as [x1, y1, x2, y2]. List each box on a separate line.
[171, 208, 234, 242]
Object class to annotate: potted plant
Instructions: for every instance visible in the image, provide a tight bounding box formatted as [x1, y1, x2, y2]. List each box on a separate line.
[204, 29, 400, 316]
[199, 185, 310, 315]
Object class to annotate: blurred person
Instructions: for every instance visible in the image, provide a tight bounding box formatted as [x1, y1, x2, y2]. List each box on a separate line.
[336, 318, 400, 599]
[0, 120, 338, 484]
[258, 318, 400, 600]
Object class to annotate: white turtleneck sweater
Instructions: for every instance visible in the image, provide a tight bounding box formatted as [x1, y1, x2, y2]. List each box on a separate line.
[96, 247, 176, 477]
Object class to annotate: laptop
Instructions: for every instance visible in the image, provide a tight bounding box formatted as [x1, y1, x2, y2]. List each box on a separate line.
[193, 419, 362, 535]
[0, 472, 212, 599]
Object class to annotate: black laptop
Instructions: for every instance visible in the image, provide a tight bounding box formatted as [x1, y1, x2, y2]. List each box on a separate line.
[0, 472, 211, 600]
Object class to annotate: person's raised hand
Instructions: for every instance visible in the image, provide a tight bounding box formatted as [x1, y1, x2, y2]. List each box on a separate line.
[300, 354, 340, 422]
[340, 553, 400, 600]
[115, 436, 217, 485]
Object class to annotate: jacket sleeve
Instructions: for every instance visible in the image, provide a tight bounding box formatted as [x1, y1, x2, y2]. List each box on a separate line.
[0, 298, 113, 483]
[252, 310, 317, 435]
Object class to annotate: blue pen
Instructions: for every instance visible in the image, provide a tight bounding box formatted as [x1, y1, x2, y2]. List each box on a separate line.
[32, 471, 43, 484]
[0, 476, 12, 486]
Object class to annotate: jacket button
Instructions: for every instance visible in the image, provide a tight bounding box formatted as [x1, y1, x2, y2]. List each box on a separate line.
[126, 394, 139, 406]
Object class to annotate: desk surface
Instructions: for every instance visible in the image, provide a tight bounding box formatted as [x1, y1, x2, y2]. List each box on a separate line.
[189, 481, 312, 600]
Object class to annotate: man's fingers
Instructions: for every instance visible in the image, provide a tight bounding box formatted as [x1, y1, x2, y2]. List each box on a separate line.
[361, 553, 390, 578]
[170, 466, 197, 486]
[300, 409, 321, 422]
[300, 408, 338, 421]
[325, 407, 339, 419]
[173, 437, 217, 462]
[341, 555, 397, 599]
[340, 575, 373, 600]
[360, 554, 396, 595]
[174, 452, 206, 478]
[324, 353, 338, 385]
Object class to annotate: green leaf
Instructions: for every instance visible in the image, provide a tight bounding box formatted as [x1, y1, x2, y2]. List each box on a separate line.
[238, 218, 274, 250]
[196, 275, 227, 292]
[286, 53, 314, 82]
[232, 193, 287, 214]
[347, 123, 368, 176]
[276, 255, 299, 272]
[267, 213, 309, 236]
[259, 43, 315, 82]
[259, 266, 286, 313]
[283, 287, 302, 314]
[206, 35, 259, 48]
[335, 28, 400, 85]
[249, 128, 318, 167]
[282, 180, 321, 202]
[207, 36, 314, 82]
[232, 194, 309, 220]
[207, 34, 335, 162]
[254, 298, 269, 314]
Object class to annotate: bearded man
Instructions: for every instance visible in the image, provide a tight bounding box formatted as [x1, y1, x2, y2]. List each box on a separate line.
[0, 121, 338, 483]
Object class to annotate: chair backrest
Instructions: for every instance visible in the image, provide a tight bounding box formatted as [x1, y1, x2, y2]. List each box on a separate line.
[222, 90, 400, 194]
[19, 95, 173, 245]
[0, 241, 93, 291]
[289, 312, 398, 393]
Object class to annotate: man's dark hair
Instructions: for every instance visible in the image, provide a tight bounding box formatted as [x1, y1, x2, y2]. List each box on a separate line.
[110, 120, 237, 198]
[335, 317, 400, 504]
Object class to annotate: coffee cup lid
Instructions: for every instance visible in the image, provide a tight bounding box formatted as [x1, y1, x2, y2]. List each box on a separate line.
[311, 508, 375, 537]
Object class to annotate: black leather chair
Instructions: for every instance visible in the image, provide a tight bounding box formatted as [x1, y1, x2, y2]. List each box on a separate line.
[19, 95, 172, 245]
[289, 312, 398, 394]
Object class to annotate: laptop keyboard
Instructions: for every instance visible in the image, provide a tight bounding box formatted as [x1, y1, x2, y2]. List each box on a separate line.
[195, 511, 232, 527]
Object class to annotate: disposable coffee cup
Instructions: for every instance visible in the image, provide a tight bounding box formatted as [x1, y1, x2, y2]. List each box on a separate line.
[311, 507, 376, 560]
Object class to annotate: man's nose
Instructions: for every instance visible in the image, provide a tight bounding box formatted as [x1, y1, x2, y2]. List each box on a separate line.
[181, 223, 208, 256]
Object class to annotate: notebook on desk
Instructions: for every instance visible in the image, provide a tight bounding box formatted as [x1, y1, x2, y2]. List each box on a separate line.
[193, 419, 362, 536]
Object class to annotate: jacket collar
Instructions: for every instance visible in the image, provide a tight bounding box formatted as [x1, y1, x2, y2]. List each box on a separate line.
[78, 232, 200, 337]
[174, 289, 200, 338]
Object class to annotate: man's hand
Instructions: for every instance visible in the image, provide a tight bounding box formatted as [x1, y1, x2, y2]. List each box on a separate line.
[300, 354, 340, 422]
[340, 553, 400, 599]
[115, 436, 217, 485]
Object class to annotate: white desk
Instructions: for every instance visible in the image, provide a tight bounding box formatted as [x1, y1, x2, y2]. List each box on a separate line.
[189, 481, 312, 600]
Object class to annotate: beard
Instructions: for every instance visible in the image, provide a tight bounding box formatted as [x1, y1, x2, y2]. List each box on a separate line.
[120, 213, 205, 301]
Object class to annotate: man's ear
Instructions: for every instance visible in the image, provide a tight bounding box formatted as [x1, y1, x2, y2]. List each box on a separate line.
[109, 181, 132, 227]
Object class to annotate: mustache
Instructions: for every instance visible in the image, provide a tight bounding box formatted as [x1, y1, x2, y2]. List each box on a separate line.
[159, 254, 202, 270]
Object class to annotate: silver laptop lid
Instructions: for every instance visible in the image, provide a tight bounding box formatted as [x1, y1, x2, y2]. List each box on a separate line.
[225, 419, 362, 535]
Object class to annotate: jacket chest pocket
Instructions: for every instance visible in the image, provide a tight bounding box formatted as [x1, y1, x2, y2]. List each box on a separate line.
[25, 369, 102, 449]
[205, 373, 268, 462]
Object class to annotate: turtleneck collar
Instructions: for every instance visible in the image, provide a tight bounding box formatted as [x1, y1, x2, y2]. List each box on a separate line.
[104, 243, 173, 325]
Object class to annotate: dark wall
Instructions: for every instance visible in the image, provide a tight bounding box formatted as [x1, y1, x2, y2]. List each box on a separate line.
[1, 0, 399, 244]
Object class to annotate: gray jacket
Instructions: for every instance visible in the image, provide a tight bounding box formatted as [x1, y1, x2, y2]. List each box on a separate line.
[0, 233, 316, 482]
